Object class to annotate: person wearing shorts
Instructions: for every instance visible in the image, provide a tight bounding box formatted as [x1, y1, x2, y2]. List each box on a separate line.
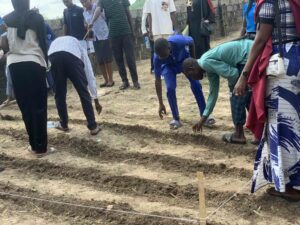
[81, 0, 114, 87]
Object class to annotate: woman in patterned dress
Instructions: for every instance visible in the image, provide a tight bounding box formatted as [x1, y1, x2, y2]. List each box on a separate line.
[234, 0, 300, 201]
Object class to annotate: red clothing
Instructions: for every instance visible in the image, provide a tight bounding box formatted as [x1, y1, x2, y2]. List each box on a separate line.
[246, 38, 272, 140]
[246, 0, 300, 139]
[207, 0, 216, 14]
[246, 0, 271, 139]
[289, 0, 300, 36]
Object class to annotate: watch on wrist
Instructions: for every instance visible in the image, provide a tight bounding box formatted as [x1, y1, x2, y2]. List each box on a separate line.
[242, 71, 249, 78]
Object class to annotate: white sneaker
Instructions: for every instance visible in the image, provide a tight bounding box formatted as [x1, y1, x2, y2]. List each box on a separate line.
[204, 117, 216, 128]
[169, 120, 182, 130]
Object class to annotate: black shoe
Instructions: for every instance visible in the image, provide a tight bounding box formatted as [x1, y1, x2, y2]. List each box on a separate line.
[106, 81, 115, 87]
[133, 82, 141, 90]
[100, 82, 108, 88]
[119, 82, 130, 90]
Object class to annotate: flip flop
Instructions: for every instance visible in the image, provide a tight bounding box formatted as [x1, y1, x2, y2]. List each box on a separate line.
[204, 117, 216, 128]
[169, 120, 182, 130]
[90, 125, 101, 135]
[106, 81, 115, 87]
[27, 146, 57, 158]
[0, 100, 16, 109]
[251, 139, 260, 145]
[222, 133, 247, 144]
[100, 83, 108, 88]
[54, 122, 70, 132]
[267, 187, 300, 202]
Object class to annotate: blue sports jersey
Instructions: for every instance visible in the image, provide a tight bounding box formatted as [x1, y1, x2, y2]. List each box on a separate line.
[243, 2, 256, 33]
[154, 34, 194, 79]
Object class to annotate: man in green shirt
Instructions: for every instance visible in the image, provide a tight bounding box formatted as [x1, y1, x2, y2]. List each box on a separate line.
[183, 39, 254, 144]
[98, 0, 140, 90]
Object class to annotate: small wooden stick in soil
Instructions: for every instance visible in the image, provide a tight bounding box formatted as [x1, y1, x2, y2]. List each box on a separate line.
[197, 172, 206, 225]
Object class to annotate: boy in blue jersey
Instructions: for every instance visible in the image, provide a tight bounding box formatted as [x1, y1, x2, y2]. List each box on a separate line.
[154, 35, 208, 129]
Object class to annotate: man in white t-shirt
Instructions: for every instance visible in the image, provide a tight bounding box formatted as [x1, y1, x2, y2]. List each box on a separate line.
[143, 0, 176, 41]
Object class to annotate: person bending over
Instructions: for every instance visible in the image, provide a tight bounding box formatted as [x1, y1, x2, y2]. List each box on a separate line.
[153, 35, 209, 129]
[183, 39, 256, 144]
[48, 36, 101, 135]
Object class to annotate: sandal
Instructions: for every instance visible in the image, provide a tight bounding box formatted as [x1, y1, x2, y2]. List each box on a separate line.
[169, 120, 182, 130]
[100, 82, 108, 88]
[222, 133, 246, 144]
[251, 139, 260, 145]
[27, 146, 57, 158]
[204, 117, 216, 128]
[267, 187, 300, 202]
[0, 99, 16, 109]
[54, 122, 70, 132]
[106, 81, 115, 87]
[90, 125, 101, 135]
[119, 82, 130, 90]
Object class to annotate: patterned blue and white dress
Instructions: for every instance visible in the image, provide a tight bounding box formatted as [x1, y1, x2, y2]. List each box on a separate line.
[251, 0, 300, 193]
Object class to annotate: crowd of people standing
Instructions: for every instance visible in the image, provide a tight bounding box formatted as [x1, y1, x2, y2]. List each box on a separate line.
[0, 0, 299, 202]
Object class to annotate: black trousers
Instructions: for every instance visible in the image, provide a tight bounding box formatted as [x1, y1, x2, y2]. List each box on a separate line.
[150, 39, 154, 71]
[49, 52, 97, 130]
[9, 62, 48, 153]
[111, 34, 139, 83]
[194, 36, 211, 59]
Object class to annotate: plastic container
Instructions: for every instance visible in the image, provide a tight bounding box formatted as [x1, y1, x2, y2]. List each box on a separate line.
[144, 36, 150, 49]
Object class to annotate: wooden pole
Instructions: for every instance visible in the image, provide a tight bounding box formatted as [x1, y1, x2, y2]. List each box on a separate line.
[197, 172, 207, 225]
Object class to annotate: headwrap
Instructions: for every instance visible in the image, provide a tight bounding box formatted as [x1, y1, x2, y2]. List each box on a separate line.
[3, 0, 48, 63]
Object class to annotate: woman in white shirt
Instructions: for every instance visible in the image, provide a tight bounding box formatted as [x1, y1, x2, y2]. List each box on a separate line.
[3, 0, 49, 156]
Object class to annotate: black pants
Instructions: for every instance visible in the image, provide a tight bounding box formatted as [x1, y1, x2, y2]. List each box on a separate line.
[111, 34, 139, 83]
[49, 52, 97, 130]
[150, 39, 154, 71]
[194, 36, 211, 59]
[9, 62, 48, 153]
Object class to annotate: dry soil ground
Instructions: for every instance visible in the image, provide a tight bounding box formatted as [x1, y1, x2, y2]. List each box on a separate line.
[0, 32, 300, 225]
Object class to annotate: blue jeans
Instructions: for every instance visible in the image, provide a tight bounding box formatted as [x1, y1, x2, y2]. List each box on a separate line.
[162, 66, 206, 121]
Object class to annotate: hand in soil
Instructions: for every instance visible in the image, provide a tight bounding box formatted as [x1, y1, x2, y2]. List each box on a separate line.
[94, 99, 102, 115]
[193, 117, 207, 133]
[158, 104, 167, 119]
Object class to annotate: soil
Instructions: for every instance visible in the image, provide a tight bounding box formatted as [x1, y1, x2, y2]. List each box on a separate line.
[1, 31, 300, 225]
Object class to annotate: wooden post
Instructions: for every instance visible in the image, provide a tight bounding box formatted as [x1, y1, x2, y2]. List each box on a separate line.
[197, 172, 207, 225]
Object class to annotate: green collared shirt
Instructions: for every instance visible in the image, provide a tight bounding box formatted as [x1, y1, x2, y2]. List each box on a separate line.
[198, 39, 253, 117]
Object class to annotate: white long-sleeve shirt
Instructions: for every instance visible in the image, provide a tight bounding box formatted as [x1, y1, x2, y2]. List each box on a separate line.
[48, 36, 98, 99]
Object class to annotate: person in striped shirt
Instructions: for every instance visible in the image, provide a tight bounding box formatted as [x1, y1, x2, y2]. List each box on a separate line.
[98, 0, 140, 90]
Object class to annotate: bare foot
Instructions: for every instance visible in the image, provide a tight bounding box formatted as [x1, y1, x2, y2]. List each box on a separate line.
[222, 133, 246, 144]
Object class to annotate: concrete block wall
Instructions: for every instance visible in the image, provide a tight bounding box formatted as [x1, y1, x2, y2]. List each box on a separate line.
[129, 1, 244, 61]
[46, 0, 244, 72]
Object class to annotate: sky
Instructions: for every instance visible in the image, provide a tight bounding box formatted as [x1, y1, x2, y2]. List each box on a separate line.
[0, 0, 137, 19]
